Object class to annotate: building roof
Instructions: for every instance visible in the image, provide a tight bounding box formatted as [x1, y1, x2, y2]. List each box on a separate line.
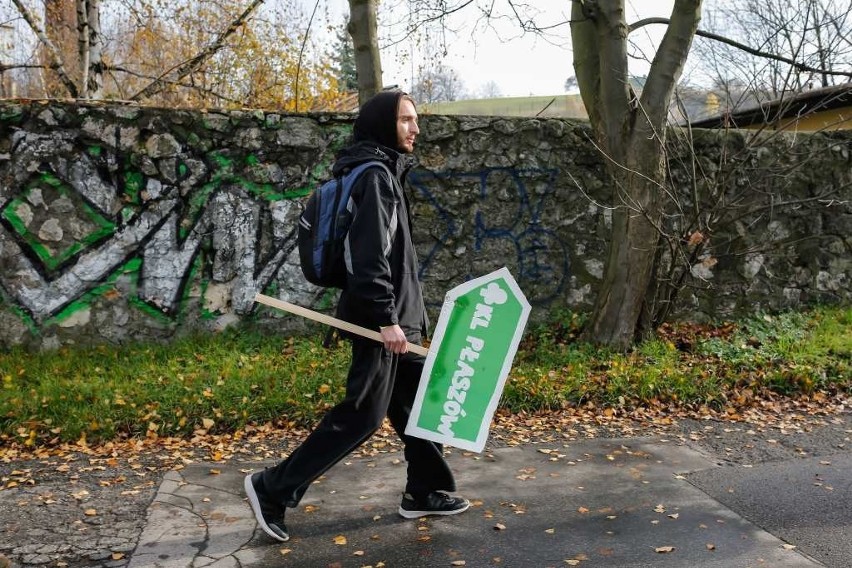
[688, 83, 852, 130]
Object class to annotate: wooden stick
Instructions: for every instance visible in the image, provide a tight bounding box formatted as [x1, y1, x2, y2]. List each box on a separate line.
[254, 293, 429, 357]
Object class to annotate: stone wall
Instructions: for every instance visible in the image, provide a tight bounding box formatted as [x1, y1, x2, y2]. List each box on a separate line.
[0, 100, 850, 350]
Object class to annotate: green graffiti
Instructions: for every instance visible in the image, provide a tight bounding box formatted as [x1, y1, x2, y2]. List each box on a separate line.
[124, 171, 144, 204]
[121, 207, 135, 223]
[2, 176, 115, 271]
[181, 182, 218, 239]
[0, 108, 23, 122]
[129, 297, 173, 324]
[210, 151, 234, 171]
[4, 120, 360, 334]
[4, 302, 39, 337]
[45, 259, 141, 327]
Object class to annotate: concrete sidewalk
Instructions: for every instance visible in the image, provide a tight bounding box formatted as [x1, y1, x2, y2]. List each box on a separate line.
[127, 437, 820, 568]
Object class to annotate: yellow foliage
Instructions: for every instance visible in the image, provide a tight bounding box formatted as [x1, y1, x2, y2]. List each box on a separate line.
[101, 0, 350, 110]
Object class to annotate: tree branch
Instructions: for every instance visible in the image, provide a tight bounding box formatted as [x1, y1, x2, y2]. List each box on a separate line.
[295, 0, 321, 112]
[107, 65, 244, 106]
[129, 0, 265, 102]
[640, 0, 701, 132]
[380, 1, 475, 49]
[570, 1, 603, 130]
[640, 0, 702, 130]
[631, 16, 852, 80]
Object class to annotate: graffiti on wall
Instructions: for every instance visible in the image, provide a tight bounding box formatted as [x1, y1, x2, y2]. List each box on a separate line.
[410, 167, 570, 305]
[0, 130, 313, 331]
[0, 130, 568, 338]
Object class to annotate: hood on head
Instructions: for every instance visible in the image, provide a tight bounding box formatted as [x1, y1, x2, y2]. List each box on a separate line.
[353, 90, 406, 150]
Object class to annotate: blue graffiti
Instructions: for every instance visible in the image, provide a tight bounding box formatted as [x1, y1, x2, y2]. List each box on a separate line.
[408, 167, 570, 305]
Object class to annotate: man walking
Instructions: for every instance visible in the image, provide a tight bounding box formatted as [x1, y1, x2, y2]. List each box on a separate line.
[244, 90, 469, 542]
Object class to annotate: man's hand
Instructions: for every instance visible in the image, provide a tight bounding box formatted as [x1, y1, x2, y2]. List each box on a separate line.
[379, 324, 408, 354]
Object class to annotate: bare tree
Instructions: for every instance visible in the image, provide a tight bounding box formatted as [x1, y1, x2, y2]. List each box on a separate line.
[411, 66, 465, 103]
[693, 0, 852, 100]
[571, 0, 704, 348]
[478, 80, 503, 98]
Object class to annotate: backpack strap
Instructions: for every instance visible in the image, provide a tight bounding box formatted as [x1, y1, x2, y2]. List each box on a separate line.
[339, 160, 396, 214]
[341, 160, 393, 188]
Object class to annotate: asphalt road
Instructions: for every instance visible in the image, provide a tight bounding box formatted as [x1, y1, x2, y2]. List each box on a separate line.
[680, 414, 852, 568]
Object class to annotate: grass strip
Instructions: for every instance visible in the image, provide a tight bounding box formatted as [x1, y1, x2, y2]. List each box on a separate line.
[1, 306, 849, 447]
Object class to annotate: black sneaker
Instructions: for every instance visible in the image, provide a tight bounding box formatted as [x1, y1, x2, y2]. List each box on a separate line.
[398, 491, 470, 519]
[244, 472, 289, 542]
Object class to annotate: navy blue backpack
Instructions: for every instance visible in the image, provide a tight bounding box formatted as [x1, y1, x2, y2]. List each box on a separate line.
[297, 161, 388, 288]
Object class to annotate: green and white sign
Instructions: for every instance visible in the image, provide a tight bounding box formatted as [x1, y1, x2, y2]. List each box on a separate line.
[405, 267, 531, 453]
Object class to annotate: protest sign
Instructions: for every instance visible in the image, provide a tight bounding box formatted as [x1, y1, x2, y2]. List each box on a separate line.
[405, 267, 531, 452]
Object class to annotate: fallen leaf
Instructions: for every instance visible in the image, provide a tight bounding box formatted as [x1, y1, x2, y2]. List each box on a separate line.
[494, 523, 506, 530]
[687, 231, 704, 247]
[111, 553, 125, 560]
[655, 546, 675, 553]
[451, 562, 466, 566]
[577, 506, 590, 514]
[333, 535, 347, 545]
[353, 550, 365, 556]
[706, 543, 716, 551]
[782, 544, 797, 550]
[668, 513, 679, 519]
[279, 548, 292, 555]
[84, 509, 97, 516]
[545, 528, 555, 534]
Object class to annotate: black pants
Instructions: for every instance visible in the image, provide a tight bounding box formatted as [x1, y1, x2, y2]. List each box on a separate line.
[260, 337, 456, 508]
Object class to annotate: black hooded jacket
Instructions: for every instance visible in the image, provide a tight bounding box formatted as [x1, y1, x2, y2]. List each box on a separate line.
[333, 94, 428, 343]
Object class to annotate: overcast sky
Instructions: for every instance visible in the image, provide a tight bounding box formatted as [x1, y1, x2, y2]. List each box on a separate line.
[308, 0, 676, 98]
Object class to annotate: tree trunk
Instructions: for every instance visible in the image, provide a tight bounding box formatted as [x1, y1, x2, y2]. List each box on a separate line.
[584, 134, 666, 347]
[572, 0, 702, 349]
[43, 0, 80, 95]
[77, 0, 103, 99]
[347, 0, 383, 104]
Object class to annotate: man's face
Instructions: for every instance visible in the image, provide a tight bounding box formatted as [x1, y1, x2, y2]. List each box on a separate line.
[396, 98, 419, 153]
